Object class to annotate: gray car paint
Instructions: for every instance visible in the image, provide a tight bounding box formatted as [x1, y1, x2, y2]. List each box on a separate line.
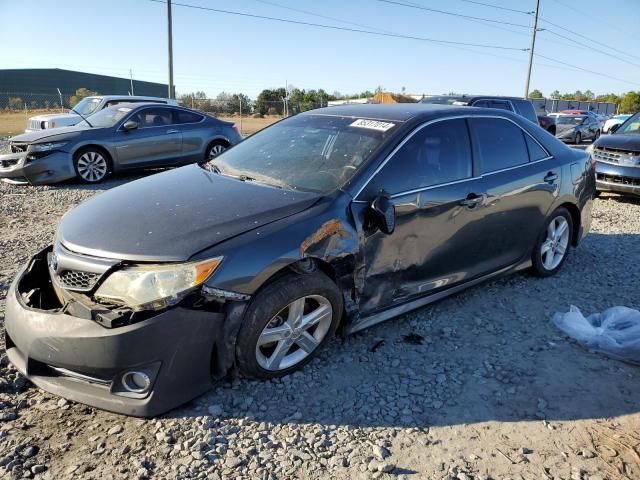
[0, 103, 242, 185]
[4, 104, 595, 416]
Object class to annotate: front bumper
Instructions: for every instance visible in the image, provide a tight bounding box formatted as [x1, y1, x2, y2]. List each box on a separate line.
[0, 150, 76, 185]
[595, 161, 640, 196]
[5, 249, 246, 417]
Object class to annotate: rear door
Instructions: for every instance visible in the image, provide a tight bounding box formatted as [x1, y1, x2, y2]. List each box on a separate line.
[468, 116, 559, 269]
[352, 118, 487, 315]
[114, 107, 183, 168]
[172, 109, 208, 163]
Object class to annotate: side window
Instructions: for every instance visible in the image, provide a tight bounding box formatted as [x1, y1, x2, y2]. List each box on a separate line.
[106, 100, 130, 107]
[470, 118, 529, 173]
[490, 100, 513, 111]
[524, 134, 549, 161]
[133, 108, 173, 127]
[174, 109, 204, 124]
[472, 100, 490, 108]
[366, 118, 472, 195]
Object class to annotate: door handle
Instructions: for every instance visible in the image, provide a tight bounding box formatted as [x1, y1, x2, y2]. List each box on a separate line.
[459, 193, 484, 208]
[166, 129, 180, 134]
[544, 171, 558, 184]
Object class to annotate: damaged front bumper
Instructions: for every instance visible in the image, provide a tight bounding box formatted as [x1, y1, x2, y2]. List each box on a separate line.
[0, 150, 76, 185]
[4, 248, 248, 417]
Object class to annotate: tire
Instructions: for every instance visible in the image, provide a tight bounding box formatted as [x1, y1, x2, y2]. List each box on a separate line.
[73, 147, 110, 183]
[531, 207, 573, 277]
[235, 271, 343, 379]
[574, 132, 582, 145]
[594, 130, 601, 140]
[205, 140, 229, 161]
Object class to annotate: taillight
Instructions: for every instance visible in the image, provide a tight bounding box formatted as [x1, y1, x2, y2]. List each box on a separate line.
[232, 124, 240, 135]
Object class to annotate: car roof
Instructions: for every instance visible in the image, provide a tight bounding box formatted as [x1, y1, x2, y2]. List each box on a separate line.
[422, 94, 527, 101]
[90, 95, 174, 101]
[302, 103, 474, 122]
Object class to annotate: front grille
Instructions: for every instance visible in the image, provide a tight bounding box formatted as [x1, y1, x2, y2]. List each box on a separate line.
[10, 143, 27, 153]
[597, 173, 640, 187]
[593, 147, 640, 167]
[56, 269, 100, 290]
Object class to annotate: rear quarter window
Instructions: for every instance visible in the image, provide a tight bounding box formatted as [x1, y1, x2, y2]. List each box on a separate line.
[175, 110, 204, 124]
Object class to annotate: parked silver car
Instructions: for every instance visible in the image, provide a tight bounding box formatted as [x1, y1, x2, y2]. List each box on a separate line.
[0, 103, 243, 184]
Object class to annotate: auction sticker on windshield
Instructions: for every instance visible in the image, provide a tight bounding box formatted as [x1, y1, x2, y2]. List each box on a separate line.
[349, 119, 395, 132]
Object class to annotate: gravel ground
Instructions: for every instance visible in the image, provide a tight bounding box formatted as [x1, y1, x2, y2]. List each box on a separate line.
[1, 168, 639, 480]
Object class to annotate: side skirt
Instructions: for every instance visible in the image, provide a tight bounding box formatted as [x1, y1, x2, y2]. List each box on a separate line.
[346, 259, 531, 335]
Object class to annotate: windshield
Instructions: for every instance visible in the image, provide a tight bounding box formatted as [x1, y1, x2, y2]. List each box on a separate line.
[617, 113, 640, 135]
[71, 97, 102, 116]
[77, 106, 132, 128]
[421, 96, 467, 105]
[557, 116, 585, 125]
[209, 114, 397, 193]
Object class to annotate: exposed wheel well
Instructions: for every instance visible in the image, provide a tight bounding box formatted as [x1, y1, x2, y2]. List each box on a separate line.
[547, 125, 556, 135]
[558, 202, 581, 246]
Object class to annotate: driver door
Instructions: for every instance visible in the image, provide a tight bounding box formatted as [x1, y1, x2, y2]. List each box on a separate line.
[350, 118, 487, 317]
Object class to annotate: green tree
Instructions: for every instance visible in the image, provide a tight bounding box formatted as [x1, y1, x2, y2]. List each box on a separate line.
[528, 89, 544, 99]
[596, 93, 621, 104]
[549, 90, 561, 99]
[8, 96, 23, 110]
[69, 88, 98, 107]
[618, 91, 640, 113]
[255, 88, 286, 115]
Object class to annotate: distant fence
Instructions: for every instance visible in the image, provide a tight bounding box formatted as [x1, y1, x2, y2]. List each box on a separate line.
[531, 98, 617, 115]
[0, 92, 324, 136]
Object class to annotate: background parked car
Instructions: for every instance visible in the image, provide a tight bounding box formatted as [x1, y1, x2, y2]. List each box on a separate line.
[420, 95, 538, 124]
[603, 114, 633, 133]
[555, 115, 601, 144]
[0, 103, 242, 184]
[559, 109, 605, 128]
[537, 114, 556, 135]
[25, 95, 178, 132]
[588, 111, 640, 196]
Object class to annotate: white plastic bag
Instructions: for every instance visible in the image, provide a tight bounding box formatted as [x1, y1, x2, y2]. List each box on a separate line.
[552, 305, 640, 365]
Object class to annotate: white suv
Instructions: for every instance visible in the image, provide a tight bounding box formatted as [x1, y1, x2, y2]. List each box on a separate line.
[25, 95, 178, 132]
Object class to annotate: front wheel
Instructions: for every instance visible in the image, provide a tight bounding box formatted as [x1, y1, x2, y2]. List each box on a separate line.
[73, 148, 110, 183]
[574, 132, 582, 145]
[531, 208, 573, 277]
[235, 271, 342, 378]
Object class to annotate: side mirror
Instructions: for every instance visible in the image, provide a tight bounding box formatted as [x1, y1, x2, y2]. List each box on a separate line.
[122, 120, 138, 131]
[370, 194, 395, 234]
[609, 123, 621, 134]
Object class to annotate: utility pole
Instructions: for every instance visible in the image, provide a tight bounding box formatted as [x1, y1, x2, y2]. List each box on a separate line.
[524, 0, 540, 99]
[129, 69, 135, 96]
[167, 0, 174, 99]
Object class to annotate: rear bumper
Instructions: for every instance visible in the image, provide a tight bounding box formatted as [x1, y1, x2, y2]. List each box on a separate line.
[4, 249, 246, 417]
[595, 162, 640, 196]
[0, 151, 76, 185]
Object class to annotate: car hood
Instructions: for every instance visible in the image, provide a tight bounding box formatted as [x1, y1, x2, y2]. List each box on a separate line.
[594, 133, 640, 153]
[29, 113, 80, 122]
[11, 125, 94, 144]
[57, 165, 320, 262]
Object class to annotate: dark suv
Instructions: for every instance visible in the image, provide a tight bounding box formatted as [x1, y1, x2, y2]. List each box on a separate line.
[420, 95, 538, 124]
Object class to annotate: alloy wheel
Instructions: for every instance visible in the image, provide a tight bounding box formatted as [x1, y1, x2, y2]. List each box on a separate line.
[540, 216, 570, 270]
[256, 295, 333, 371]
[76, 151, 108, 182]
[208, 144, 226, 160]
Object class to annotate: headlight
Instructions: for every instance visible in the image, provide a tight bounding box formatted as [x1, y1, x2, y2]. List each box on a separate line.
[28, 142, 68, 152]
[94, 257, 223, 311]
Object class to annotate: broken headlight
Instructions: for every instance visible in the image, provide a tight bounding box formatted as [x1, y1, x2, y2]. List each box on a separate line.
[94, 257, 223, 311]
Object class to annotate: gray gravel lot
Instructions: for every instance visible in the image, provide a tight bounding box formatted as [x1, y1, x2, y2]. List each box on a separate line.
[1, 168, 639, 480]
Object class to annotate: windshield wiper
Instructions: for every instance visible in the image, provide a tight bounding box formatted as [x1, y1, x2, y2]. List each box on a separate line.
[71, 107, 94, 128]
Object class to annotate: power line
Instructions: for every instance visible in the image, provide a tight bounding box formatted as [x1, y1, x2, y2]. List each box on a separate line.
[374, 0, 531, 28]
[537, 16, 640, 63]
[534, 53, 640, 87]
[146, 0, 528, 51]
[456, 0, 533, 15]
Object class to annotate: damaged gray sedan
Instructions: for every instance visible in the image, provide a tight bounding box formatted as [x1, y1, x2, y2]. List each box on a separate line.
[5, 104, 596, 416]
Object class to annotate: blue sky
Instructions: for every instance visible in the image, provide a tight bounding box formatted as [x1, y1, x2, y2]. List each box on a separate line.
[1, 0, 639, 99]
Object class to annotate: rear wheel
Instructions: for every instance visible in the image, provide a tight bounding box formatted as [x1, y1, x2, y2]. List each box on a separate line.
[574, 132, 582, 145]
[531, 207, 573, 277]
[73, 147, 110, 183]
[236, 271, 342, 378]
[205, 140, 229, 161]
[594, 130, 601, 140]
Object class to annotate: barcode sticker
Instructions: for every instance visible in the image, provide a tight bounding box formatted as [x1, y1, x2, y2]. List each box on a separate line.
[349, 119, 395, 132]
